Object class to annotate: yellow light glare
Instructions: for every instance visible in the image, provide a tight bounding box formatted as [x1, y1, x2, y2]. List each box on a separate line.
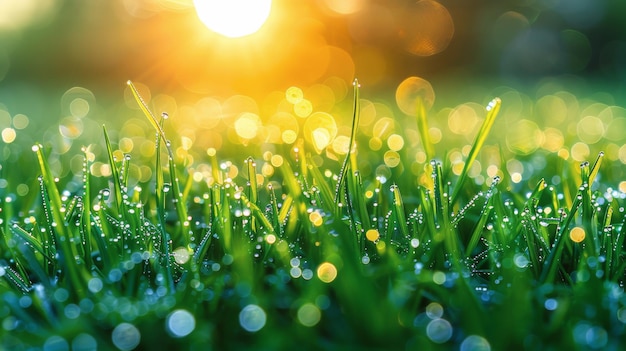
[1, 128, 16, 143]
[317, 262, 337, 283]
[569, 227, 585, 243]
[193, 0, 272, 38]
[309, 211, 324, 227]
[365, 229, 380, 242]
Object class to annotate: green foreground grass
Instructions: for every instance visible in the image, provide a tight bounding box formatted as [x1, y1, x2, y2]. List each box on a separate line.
[0, 81, 625, 351]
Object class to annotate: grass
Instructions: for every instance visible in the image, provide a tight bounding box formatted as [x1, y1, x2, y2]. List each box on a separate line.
[0, 80, 625, 351]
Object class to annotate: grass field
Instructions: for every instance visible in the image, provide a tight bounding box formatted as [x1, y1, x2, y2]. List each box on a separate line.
[0, 79, 625, 350]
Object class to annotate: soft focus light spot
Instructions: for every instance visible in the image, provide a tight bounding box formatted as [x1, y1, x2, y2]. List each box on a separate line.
[460, 335, 491, 351]
[111, 323, 141, 351]
[506, 119, 542, 155]
[317, 262, 338, 283]
[70, 98, 90, 118]
[72, 333, 97, 351]
[396, 76, 435, 115]
[332, 135, 350, 155]
[1, 128, 16, 143]
[270, 154, 283, 167]
[193, 0, 272, 38]
[265, 234, 276, 244]
[297, 303, 321, 327]
[577, 116, 604, 144]
[285, 86, 303, 104]
[173, 247, 191, 265]
[542, 128, 564, 152]
[366, 229, 379, 242]
[426, 302, 444, 319]
[571, 142, 590, 162]
[282, 130, 297, 144]
[399, 0, 454, 56]
[59, 117, 84, 140]
[308, 211, 323, 227]
[294, 99, 313, 118]
[369, 137, 382, 151]
[387, 134, 404, 151]
[570, 227, 585, 243]
[432, 271, 446, 285]
[12, 114, 29, 129]
[0, 0, 57, 30]
[234, 113, 261, 139]
[606, 117, 626, 142]
[429, 128, 442, 144]
[384, 150, 401, 168]
[511, 172, 522, 184]
[304, 112, 337, 153]
[312, 128, 331, 152]
[448, 104, 479, 135]
[239, 304, 266, 332]
[426, 318, 453, 343]
[44, 336, 69, 351]
[536, 95, 568, 126]
[166, 309, 196, 338]
[618, 181, 626, 193]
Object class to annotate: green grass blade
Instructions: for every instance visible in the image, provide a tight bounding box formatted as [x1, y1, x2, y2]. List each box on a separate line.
[334, 79, 360, 205]
[127, 80, 173, 159]
[34, 144, 87, 300]
[451, 97, 501, 204]
[102, 126, 123, 213]
[539, 195, 582, 284]
[415, 96, 434, 161]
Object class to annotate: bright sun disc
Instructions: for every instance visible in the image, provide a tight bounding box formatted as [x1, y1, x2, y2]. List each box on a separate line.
[193, 0, 272, 38]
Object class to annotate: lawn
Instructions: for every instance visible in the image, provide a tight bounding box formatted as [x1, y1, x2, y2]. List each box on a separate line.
[0, 77, 625, 351]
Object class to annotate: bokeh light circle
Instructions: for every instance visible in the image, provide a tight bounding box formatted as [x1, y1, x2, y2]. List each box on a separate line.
[398, 0, 454, 56]
[111, 323, 141, 351]
[166, 309, 196, 338]
[396, 77, 435, 115]
[239, 304, 267, 332]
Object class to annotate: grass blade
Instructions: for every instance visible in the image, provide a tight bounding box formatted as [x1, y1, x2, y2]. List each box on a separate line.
[451, 97, 501, 204]
[415, 96, 434, 161]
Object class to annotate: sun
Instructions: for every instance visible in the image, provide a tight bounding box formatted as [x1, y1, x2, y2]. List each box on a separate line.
[193, 0, 272, 38]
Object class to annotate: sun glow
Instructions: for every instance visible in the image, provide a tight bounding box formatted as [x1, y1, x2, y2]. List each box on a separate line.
[193, 0, 272, 38]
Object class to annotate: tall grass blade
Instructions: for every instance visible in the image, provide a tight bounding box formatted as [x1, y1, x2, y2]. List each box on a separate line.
[34, 145, 87, 299]
[415, 97, 434, 161]
[127, 80, 173, 159]
[334, 79, 360, 205]
[102, 126, 123, 213]
[451, 97, 501, 204]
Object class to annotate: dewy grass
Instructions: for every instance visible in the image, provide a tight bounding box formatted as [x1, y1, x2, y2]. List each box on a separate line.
[0, 81, 625, 351]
